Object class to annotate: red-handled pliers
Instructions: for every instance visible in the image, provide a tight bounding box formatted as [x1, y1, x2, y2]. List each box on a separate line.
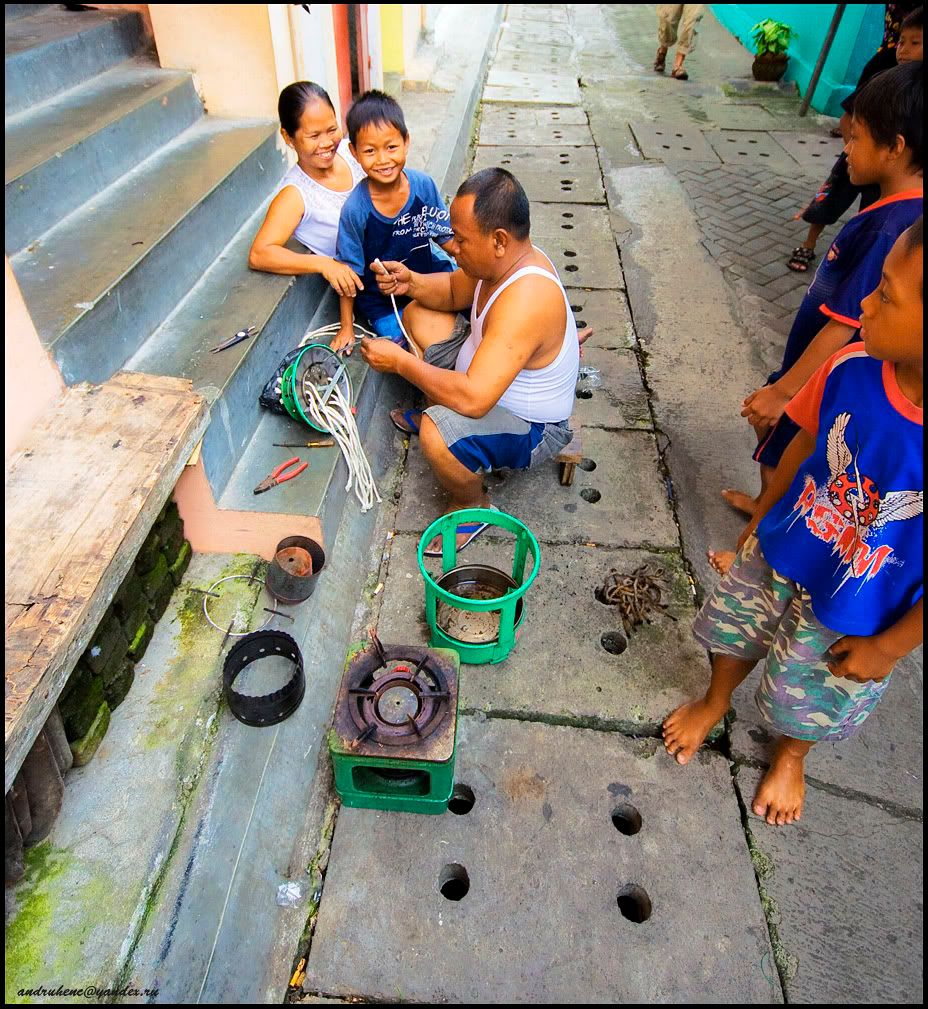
[253, 457, 308, 495]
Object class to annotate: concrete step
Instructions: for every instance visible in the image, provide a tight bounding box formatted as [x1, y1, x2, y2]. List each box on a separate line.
[10, 117, 286, 385]
[126, 196, 332, 500]
[4, 6, 147, 117]
[5, 59, 203, 255]
[5, 5, 55, 21]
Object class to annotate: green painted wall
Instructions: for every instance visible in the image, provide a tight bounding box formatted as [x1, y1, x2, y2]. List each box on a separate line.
[711, 4, 885, 116]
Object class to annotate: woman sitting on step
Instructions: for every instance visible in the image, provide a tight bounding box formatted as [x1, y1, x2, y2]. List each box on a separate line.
[249, 81, 366, 299]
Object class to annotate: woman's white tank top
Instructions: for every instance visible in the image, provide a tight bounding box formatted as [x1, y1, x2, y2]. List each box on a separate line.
[454, 250, 580, 424]
[277, 139, 366, 257]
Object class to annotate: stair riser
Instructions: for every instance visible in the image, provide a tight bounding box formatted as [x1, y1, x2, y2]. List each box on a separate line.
[51, 132, 287, 385]
[5, 13, 147, 117]
[5, 5, 54, 21]
[6, 77, 204, 256]
[200, 276, 331, 498]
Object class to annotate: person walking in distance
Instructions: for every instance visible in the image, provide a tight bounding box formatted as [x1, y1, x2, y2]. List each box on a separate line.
[655, 4, 705, 80]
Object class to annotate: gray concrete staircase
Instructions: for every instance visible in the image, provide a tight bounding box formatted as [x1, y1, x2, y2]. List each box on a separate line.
[5, 3, 375, 553]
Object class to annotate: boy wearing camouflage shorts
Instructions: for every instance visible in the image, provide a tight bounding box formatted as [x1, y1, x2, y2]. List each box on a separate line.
[663, 220, 924, 826]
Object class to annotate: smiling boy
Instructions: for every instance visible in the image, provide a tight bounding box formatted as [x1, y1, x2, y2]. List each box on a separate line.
[330, 90, 456, 355]
[666, 217, 924, 826]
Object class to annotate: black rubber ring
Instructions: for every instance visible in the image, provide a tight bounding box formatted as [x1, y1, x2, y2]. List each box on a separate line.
[223, 629, 305, 727]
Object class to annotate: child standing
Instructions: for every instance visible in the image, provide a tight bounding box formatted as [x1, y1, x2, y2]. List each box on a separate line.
[667, 219, 924, 826]
[787, 6, 922, 273]
[722, 61, 923, 522]
[330, 90, 457, 356]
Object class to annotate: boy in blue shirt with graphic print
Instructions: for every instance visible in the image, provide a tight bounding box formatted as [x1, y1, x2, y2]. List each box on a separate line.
[722, 62, 923, 522]
[665, 218, 924, 827]
[330, 90, 456, 355]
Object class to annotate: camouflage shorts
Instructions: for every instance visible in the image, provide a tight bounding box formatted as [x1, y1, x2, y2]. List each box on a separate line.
[692, 534, 891, 742]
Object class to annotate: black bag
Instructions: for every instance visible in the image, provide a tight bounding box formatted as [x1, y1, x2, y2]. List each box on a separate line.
[259, 347, 303, 415]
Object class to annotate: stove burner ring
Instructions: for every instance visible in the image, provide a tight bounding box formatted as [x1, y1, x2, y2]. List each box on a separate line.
[377, 684, 421, 725]
[348, 658, 449, 745]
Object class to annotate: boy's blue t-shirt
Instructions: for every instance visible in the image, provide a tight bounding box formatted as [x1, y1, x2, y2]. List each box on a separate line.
[758, 345, 924, 637]
[336, 168, 454, 325]
[771, 191, 923, 384]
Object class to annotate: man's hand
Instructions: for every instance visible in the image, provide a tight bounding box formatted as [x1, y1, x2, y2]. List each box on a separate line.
[320, 259, 363, 298]
[329, 326, 356, 355]
[360, 336, 405, 374]
[371, 260, 411, 297]
[742, 384, 791, 431]
[826, 635, 898, 683]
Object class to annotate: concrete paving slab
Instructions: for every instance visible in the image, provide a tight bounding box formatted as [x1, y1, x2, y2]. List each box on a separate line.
[735, 765, 923, 1004]
[473, 143, 604, 203]
[529, 202, 622, 288]
[377, 537, 706, 731]
[769, 130, 843, 174]
[396, 427, 680, 549]
[730, 649, 923, 815]
[704, 130, 798, 171]
[478, 105, 589, 134]
[484, 71, 583, 107]
[306, 718, 779, 1004]
[588, 123, 646, 170]
[479, 117, 594, 146]
[566, 287, 636, 349]
[576, 347, 652, 430]
[702, 102, 777, 130]
[507, 6, 570, 25]
[496, 34, 573, 60]
[629, 121, 721, 162]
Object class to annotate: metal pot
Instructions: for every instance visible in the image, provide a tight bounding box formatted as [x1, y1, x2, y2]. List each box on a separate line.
[266, 535, 326, 604]
[434, 563, 525, 645]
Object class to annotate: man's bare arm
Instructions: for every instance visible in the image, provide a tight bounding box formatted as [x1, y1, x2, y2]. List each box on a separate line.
[375, 261, 477, 313]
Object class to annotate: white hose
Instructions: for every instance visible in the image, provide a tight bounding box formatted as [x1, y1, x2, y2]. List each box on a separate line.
[298, 321, 383, 513]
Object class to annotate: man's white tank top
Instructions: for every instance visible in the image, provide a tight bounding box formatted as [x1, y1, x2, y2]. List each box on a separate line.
[454, 250, 580, 424]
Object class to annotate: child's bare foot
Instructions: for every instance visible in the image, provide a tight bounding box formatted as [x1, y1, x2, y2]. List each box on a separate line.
[662, 698, 727, 765]
[752, 742, 807, 826]
[578, 325, 593, 346]
[707, 550, 736, 576]
[721, 488, 757, 518]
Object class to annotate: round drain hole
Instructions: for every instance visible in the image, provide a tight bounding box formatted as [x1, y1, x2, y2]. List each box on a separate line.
[562, 212, 574, 218]
[798, 139, 806, 144]
[675, 133, 683, 138]
[561, 179, 573, 184]
[576, 388, 593, 399]
[578, 458, 596, 471]
[760, 152, 769, 157]
[570, 303, 583, 312]
[617, 884, 652, 923]
[749, 138, 758, 143]
[562, 223, 574, 230]
[561, 186, 572, 192]
[440, 864, 470, 901]
[576, 319, 587, 328]
[662, 144, 670, 149]
[565, 264, 579, 272]
[564, 250, 577, 257]
[601, 631, 627, 655]
[611, 803, 642, 835]
[581, 488, 601, 503]
[683, 145, 691, 151]
[449, 784, 476, 816]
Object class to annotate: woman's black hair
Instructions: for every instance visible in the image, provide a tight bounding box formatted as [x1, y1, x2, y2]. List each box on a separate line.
[853, 61, 923, 170]
[278, 81, 335, 136]
[346, 90, 408, 145]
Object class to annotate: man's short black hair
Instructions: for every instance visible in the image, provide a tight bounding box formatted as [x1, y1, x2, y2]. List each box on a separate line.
[346, 90, 408, 146]
[853, 61, 923, 170]
[456, 168, 530, 241]
[901, 6, 922, 30]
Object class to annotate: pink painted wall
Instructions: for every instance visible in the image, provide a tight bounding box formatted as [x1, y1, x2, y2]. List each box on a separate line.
[5, 259, 64, 460]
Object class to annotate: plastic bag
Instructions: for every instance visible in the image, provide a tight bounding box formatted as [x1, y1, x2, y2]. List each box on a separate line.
[576, 365, 603, 395]
[276, 881, 306, 908]
[259, 347, 303, 415]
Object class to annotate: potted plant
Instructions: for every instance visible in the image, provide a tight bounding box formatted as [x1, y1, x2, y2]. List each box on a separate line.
[750, 19, 796, 82]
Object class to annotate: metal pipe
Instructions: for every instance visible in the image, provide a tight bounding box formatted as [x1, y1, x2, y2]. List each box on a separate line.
[799, 4, 847, 117]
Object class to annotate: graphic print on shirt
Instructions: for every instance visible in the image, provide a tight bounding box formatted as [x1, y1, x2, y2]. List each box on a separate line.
[788, 411, 924, 593]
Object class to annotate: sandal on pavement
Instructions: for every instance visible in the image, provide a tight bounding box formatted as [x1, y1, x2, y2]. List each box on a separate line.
[390, 408, 422, 435]
[671, 66, 689, 81]
[786, 247, 816, 273]
[654, 47, 667, 73]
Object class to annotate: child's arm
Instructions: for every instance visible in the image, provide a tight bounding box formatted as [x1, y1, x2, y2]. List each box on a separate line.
[330, 296, 356, 355]
[737, 427, 816, 549]
[742, 319, 856, 431]
[827, 599, 923, 683]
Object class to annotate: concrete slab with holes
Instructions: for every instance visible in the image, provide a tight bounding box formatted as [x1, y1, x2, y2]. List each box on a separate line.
[304, 718, 778, 1003]
[395, 427, 678, 548]
[575, 347, 652, 430]
[483, 71, 583, 107]
[376, 537, 704, 730]
[769, 131, 844, 173]
[479, 105, 590, 130]
[529, 203, 623, 289]
[628, 121, 720, 163]
[566, 288, 636, 349]
[472, 145, 604, 203]
[478, 117, 594, 146]
[704, 130, 799, 171]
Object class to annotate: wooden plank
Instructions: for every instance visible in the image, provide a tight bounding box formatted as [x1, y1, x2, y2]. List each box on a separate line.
[4, 371, 207, 791]
[556, 414, 582, 464]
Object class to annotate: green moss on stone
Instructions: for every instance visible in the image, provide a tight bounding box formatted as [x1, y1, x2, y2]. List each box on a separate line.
[69, 702, 111, 766]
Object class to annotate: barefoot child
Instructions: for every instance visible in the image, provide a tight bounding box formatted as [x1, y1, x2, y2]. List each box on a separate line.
[723, 61, 923, 521]
[329, 90, 456, 357]
[667, 218, 924, 826]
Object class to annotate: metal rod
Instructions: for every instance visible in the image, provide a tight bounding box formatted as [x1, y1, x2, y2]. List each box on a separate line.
[189, 588, 221, 598]
[799, 4, 846, 117]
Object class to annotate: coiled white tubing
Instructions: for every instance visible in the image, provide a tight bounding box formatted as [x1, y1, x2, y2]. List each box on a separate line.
[298, 322, 383, 513]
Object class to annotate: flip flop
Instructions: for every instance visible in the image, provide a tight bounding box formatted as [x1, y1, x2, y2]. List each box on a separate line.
[424, 506, 498, 557]
[390, 408, 422, 435]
